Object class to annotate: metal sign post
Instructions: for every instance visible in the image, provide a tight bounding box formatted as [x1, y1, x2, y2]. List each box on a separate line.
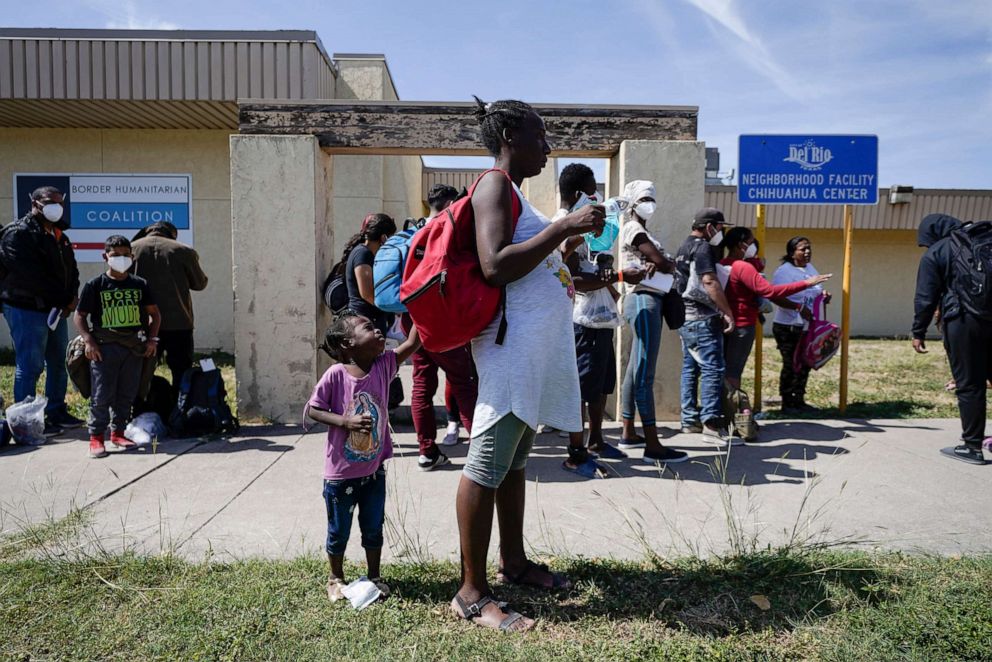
[839, 204, 854, 413]
[738, 134, 878, 415]
[754, 203, 766, 410]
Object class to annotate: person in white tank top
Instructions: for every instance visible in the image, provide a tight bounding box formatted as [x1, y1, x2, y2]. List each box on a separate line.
[450, 97, 605, 633]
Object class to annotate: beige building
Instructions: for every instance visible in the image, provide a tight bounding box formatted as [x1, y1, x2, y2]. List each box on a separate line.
[0, 29, 423, 352]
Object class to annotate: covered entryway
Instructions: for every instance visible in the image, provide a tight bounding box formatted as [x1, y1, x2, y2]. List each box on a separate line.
[230, 100, 704, 421]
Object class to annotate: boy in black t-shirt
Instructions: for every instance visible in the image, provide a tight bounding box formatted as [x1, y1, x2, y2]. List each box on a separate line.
[74, 235, 162, 459]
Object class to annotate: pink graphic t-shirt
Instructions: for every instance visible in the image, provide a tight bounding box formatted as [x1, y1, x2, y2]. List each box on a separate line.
[307, 351, 397, 480]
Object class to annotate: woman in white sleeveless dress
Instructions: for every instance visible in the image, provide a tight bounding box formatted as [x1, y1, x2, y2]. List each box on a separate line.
[450, 97, 606, 633]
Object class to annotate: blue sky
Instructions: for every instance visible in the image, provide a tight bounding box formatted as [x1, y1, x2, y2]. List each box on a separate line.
[4, 0, 990, 188]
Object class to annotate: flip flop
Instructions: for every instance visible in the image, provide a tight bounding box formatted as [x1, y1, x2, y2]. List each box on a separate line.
[588, 442, 628, 460]
[562, 457, 608, 479]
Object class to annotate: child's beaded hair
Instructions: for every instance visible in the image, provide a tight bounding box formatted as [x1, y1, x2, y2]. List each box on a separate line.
[319, 311, 357, 362]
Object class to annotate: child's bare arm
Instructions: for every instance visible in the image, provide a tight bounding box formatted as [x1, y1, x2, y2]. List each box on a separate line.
[395, 324, 422, 364]
[306, 404, 372, 432]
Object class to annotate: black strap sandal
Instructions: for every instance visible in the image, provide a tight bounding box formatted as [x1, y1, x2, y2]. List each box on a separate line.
[566, 445, 590, 465]
[452, 594, 526, 632]
[497, 560, 573, 590]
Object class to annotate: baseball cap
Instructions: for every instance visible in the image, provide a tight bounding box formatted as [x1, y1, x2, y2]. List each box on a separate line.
[692, 207, 733, 228]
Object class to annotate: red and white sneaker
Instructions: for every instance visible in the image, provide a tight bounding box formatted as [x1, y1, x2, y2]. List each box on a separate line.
[109, 431, 136, 450]
[89, 434, 108, 459]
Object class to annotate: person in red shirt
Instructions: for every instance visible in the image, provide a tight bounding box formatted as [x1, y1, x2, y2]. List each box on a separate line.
[720, 227, 831, 390]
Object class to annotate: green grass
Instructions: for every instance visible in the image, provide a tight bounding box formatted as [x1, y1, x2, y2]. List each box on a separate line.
[741, 337, 971, 419]
[0, 551, 989, 660]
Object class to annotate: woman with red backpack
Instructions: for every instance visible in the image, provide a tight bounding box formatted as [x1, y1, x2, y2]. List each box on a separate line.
[771, 236, 833, 414]
[445, 97, 605, 633]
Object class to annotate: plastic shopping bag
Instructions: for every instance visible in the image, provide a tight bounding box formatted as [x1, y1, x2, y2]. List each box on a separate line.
[7, 395, 48, 446]
[125, 412, 168, 446]
[573, 288, 621, 329]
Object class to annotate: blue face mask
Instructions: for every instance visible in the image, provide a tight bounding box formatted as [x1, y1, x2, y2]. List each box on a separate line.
[570, 191, 600, 212]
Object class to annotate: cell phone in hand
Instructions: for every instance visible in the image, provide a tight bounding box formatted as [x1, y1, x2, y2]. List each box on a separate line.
[595, 253, 614, 271]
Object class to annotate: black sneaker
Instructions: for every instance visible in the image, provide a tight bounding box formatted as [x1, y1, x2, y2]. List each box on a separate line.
[42, 420, 63, 438]
[939, 445, 987, 466]
[49, 409, 84, 428]
[642, 447, 689, 464]
[418, 452, 451, 472]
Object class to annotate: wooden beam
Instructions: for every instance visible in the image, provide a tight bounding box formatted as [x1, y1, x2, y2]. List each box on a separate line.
[238, 100, 698, 156]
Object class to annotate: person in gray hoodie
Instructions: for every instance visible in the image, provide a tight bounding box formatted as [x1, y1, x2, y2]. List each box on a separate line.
[912, 213, 991, 465]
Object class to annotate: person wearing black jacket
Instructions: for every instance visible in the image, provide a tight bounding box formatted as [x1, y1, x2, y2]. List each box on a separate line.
[912, 213, 991, 465]
[0, 186, 82, 437]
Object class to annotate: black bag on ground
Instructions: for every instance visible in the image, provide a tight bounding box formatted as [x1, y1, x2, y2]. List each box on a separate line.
[168, 366, 239, 437]
[133, 375, 177, 421]
[950, 220, 992, 320]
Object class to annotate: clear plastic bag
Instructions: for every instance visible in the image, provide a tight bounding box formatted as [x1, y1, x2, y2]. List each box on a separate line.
[7, 395, 48, 446]
[125, 412, 167, 446]
[573, 288, 621, 329]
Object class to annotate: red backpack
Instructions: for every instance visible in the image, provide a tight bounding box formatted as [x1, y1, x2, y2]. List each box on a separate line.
[400, 169, 521, 353]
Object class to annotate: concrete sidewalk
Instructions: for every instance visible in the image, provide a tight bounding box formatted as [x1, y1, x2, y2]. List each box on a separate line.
[2, 413, 990, 562]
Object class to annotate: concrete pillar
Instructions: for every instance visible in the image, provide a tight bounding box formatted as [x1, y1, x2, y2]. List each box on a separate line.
[521, 157, 558, 218]
[230, 135, 332, 422]
[609, 140, 705, 421]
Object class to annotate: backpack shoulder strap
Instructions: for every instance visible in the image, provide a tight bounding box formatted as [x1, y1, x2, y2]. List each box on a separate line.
[468, 168, 523, 225]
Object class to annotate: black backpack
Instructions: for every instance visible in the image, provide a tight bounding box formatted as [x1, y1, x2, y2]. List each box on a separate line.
[168, 367, 239, 437]
[133, 375, 178, 421]
[321, 271, 349, 314]
[950, 221, 992, 320]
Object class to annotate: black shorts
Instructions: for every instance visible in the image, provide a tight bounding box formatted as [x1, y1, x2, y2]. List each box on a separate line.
[574, 324, 616, 403]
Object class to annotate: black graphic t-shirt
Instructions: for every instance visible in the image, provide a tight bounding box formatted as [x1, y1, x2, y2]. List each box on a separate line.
[78, 273, 155, 333]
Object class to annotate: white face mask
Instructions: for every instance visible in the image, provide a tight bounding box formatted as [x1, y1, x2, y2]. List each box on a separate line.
[708, 229, 724, 247]
[571, 191, 600, 212]
[41, 203, 63, 223]
[107, 255, 133, 273]
[634, 201, 657, 222]
[744, 242, 758, 259]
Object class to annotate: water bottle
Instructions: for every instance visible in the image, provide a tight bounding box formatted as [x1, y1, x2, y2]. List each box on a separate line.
[585, 197, 627, 252]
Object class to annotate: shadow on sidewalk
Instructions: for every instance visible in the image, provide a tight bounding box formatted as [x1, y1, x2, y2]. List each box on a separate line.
[525, 422, 852, 486]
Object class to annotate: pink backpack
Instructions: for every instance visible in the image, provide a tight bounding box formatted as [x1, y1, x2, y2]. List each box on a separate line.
[793, 294, 841, 372]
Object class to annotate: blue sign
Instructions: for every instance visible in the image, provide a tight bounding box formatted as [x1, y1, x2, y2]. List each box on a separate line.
[738, 135, 878, 205]
[71, 203, 190, 230]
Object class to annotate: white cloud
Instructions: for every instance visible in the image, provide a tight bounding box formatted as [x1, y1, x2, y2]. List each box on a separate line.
[678, 0, 819, 101]
[87, 0, 181, 30]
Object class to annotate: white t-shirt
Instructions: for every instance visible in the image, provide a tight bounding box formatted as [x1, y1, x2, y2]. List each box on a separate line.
[619, 216, 664, 294]
[471, 188, 583, 435]
[772, 262, 823, 327]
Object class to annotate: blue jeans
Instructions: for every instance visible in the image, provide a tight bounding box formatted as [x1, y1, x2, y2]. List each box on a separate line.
[678, 317, 725, 427]
[322, 467, 386, 556]
[4, 305, 69, 415]
[621, 292, 663, 426]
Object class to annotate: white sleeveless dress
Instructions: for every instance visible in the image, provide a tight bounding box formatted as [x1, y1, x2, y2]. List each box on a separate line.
[471, 184, 583, 435]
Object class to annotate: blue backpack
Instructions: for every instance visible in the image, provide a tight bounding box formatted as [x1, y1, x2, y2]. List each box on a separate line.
[373, 219, 422, 313]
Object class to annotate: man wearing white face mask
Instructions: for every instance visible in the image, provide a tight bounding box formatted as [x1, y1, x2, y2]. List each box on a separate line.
[0, 186, 81, 437]
[674, 207, 738, 449]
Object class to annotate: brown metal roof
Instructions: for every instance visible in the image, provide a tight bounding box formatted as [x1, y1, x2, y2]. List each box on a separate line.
[0, 29, 337, 129]
[706, 186, 992, 230]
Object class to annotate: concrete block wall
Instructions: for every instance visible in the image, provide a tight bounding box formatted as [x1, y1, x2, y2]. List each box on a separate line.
[231, 134, 329, 421]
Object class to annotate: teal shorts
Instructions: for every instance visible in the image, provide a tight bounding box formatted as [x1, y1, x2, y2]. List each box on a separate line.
[462, 413, 535, 489]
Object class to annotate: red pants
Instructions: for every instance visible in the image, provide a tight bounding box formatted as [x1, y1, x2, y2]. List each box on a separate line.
[402, 316, 477, 457]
